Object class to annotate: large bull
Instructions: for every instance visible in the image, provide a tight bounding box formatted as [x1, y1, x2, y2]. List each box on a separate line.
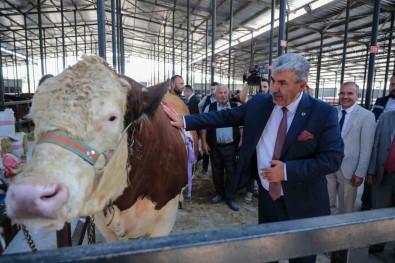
[5, 56, 197, 241]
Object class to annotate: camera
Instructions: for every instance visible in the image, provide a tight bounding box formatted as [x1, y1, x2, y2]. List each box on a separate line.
[243, 65, 262, 86]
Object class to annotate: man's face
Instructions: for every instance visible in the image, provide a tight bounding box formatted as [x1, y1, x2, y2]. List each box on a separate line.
[261, 81, 269, 93]
[339, 83, 360, 109]
[215, 87, 229, 106]
[184, 89, 192, 99]
[210, 86, 216, 96]
[389, 76, 395, 98]
[270, 70, 306, 106]
[172, 77, 185, 95]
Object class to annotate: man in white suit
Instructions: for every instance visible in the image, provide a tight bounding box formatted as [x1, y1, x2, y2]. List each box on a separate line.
[327, 82, 376, 214]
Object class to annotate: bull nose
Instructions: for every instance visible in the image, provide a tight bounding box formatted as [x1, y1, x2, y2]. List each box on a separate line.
[6, 183, 68, 219]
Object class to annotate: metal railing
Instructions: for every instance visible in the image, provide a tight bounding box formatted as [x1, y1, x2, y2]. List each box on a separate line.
[1, 208, 394, 263]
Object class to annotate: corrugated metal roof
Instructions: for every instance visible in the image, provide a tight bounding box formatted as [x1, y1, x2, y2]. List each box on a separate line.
[0, 0, 394, 89]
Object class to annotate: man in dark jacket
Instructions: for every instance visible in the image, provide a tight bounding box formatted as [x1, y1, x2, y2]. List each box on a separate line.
[164, 53, 344, 263]
[197, 82, 218, 176]
[371, 74, 395, 120]
[184, 85, 200, 115]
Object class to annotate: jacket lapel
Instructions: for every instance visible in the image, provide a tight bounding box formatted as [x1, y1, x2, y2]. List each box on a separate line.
[343, 105, 359, 138]
[390, 112, 395, 142]
[281, 93, 312, 158]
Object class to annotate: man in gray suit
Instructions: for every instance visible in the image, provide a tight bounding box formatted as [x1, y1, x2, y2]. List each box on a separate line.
[367, 110, 395, 207]
[366, 110, 395, 253]
[327, 82, 376, 214]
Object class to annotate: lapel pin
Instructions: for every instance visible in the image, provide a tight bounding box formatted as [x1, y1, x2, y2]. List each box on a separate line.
[301, 112, 306, 116]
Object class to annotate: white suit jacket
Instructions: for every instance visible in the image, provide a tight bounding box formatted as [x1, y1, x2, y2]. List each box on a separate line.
[338, 104, 376, 179]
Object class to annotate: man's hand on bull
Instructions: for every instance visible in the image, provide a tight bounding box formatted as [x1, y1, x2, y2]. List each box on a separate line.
[163, 105, 185, 129]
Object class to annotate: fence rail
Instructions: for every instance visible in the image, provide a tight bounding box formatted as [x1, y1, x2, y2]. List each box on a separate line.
[1, 208, 395, 263]
[3, 100, 31, 107]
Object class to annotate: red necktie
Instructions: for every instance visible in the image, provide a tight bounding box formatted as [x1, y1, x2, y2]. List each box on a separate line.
[385, 138, 395, 173]
[269, 107, 288, 200]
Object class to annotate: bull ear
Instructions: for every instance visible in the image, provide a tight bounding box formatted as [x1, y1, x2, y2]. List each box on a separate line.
[141, 80, 170, 120]
[121, 75, 144, 90]
[122, 75, 144, 124]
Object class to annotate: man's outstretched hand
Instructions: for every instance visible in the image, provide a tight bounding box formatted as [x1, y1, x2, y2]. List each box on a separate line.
[163, 105, 185, 129]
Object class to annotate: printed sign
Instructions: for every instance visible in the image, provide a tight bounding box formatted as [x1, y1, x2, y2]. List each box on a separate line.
[370, 45, 379, 53]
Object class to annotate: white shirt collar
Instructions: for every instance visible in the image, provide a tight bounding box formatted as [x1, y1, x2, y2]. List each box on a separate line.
[274, 91, 303, 114]
[340, 103, 357, 114]
[217, 101, 231, 109]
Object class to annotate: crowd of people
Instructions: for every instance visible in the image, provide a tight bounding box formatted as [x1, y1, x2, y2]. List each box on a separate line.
[166, 53, 395, 262]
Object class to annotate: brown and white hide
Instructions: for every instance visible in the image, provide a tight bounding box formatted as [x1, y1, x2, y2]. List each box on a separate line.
[5, 56, 195, 241]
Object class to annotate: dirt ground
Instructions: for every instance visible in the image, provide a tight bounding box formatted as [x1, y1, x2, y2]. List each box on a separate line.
[171, 164, 259, 236]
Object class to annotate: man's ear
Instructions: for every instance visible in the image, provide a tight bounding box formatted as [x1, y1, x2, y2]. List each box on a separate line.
[358, 93, 362, 99]
[299, 80, 307, 92]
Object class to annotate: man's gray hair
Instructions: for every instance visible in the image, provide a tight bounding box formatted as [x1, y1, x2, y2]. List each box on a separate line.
[341, 81, 360, 93]
[216, 84, 228, 90]
[272, 53, 309, 83]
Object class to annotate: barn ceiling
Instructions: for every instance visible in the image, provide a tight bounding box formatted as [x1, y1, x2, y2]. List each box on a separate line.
[0, 0, 395, 89]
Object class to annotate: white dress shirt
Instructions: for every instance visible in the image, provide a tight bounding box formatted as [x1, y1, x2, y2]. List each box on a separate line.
[256, 92, 303, 193]
[204, 102, 233, 144]
[385, 97, 395, 112]
[338, 103, 357, 138]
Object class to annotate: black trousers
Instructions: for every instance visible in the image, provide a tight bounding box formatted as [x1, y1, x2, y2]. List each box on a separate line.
[258, 183, 317, 263]
[209, 144, 237, 200]
[202, 153, 209, 171]
[361, 180, 372, 210]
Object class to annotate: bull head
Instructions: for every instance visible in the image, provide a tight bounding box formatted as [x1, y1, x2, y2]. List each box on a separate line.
[5, 56, 170, 231]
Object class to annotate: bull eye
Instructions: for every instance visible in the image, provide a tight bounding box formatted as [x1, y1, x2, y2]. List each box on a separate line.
[108, 116, 117, 122]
